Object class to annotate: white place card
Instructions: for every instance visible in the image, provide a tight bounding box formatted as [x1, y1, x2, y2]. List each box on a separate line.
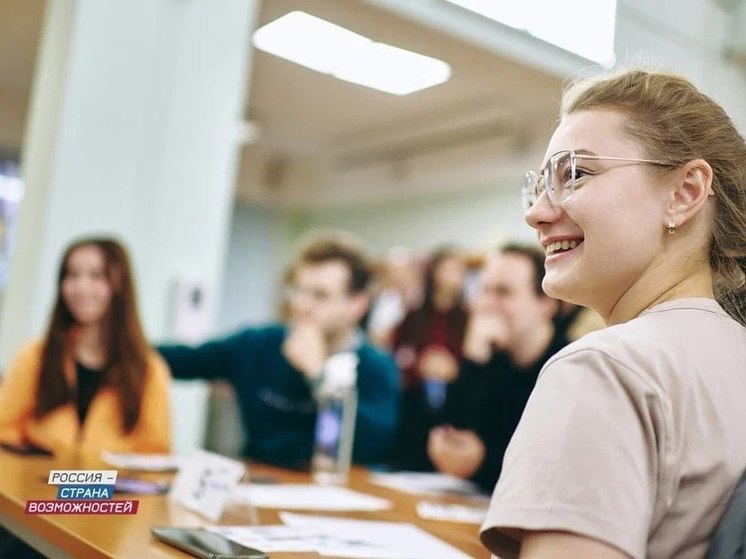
[168, 450, 245, 521]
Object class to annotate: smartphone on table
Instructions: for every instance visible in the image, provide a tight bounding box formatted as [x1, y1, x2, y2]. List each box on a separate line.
[151, 527, 268, 559]
[0, 441, 54, 456]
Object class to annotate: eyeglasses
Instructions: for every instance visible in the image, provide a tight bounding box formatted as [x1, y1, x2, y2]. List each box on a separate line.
[285, 286, 350, 303]
[522, 150, 674, 210]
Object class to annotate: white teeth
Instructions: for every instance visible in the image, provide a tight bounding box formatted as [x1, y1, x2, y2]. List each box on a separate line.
[546, 239, 580, 255]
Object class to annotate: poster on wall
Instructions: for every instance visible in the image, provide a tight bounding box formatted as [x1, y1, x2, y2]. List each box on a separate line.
[0, 159, 23, 291]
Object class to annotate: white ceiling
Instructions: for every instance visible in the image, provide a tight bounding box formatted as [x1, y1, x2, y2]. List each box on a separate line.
[0, 0, 44, 156]
[237, 0, 565, 209]
[0, 0, 566, 208]
[0, 0, 42, 93]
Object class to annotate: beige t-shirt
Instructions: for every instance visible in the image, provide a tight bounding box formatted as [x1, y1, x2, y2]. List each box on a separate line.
[480, 298, 746, 559]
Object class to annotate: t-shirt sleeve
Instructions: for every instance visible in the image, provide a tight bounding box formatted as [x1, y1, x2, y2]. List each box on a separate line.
[479, 347, 669, 559]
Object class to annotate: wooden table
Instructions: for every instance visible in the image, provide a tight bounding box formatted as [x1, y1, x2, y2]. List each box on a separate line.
[0, 450, 489, 558]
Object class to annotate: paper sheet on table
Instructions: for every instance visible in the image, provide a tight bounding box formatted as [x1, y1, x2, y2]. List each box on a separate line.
[234, 483, 390, 511]
[208, 525, 323, 553]
[416, 501, 487, 524]
[369, 471, 483, 497]
[209, 513, 474, 558]
[283, 512, 474, 558]
[101, 451, 184, 471]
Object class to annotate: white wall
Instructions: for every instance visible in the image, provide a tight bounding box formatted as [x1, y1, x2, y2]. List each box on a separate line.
[296, 181, 534, 256]
[614, 0, 746, 130]
[217, 204, 293, 331]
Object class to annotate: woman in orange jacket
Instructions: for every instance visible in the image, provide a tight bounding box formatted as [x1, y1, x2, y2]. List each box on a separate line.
[0, 237, 171, 457]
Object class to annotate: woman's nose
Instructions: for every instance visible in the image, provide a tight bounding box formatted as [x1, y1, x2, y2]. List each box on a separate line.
[525, 191, 563, 230]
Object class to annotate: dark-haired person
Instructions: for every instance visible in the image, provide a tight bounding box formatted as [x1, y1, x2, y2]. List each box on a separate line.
[158, 231, 399, 468]
[0, 237, 171, 456]
[428, 244, 568, 493]
[389, 246, 468, 471]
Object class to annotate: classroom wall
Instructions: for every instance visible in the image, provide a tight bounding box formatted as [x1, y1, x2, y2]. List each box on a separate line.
[295, 181, 533, 255]
[216, 203, 294, 331]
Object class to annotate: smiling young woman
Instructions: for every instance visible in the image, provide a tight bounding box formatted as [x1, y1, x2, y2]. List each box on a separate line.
[480, 70, 746, 559]
[0, 237, 171, 457]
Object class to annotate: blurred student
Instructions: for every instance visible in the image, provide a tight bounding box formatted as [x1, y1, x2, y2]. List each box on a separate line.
[367, 246, 422, 348]
[554, 300, 606, 341]
[481, 70, 746, 559]
[0, 237, 171, 456]
[158, 232, 399, 467]
[428, 244, 567, 492]
[390, 246, 467, 471]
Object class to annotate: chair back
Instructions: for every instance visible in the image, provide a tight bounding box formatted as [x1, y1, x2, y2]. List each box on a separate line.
[706, 468, 746, 559]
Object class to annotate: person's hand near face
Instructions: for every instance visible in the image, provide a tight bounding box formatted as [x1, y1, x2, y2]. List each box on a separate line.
[282, 260, 368, 381]
[418, 345, 459, 382]
[428, 425, 485, 479]
[462, 286, 509, 364]
[282, 321, 328, 381]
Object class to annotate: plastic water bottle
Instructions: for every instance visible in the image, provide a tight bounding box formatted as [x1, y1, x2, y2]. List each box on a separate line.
[311, 352, 358, 484]
[424, 379, 447, 411]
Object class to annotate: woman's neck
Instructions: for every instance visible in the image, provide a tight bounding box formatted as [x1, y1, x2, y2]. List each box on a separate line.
[74, 323, 108, 369]
[607, 258, 714, 325]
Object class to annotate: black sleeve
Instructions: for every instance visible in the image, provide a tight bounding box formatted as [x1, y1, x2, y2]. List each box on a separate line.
[443, 357, 487, 429]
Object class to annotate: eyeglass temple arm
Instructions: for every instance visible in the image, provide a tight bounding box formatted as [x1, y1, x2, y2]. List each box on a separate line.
[575, 154, 672, 166]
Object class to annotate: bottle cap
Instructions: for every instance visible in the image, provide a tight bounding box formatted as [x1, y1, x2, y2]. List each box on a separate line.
[324, 352, 358, 387]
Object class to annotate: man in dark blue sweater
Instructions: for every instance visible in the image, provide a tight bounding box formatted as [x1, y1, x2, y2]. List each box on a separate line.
[159, 233, 399, 468]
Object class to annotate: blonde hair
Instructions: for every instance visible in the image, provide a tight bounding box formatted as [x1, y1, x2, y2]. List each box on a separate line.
[561, 69, 746, 325]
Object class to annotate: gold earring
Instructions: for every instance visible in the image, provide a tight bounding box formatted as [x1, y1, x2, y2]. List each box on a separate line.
[666, 220, 676, 235]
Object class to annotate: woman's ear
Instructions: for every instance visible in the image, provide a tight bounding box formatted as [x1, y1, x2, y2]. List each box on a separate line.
[666, 159, 714, 230]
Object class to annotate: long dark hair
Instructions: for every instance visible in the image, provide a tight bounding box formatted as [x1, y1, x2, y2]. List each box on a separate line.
[399, 247, 467, 350]
[35, 237, 150, 433]
[421, 246, 463, 310]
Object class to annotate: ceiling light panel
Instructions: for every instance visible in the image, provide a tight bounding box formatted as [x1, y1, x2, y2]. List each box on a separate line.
[253, 11, 452, 95]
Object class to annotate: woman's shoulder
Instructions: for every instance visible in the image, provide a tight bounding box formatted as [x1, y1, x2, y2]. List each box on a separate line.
[548, 313, 678, 375]
[558, 298, 740, 358]
[144, 348, 173, 383]
[9, 339, 46, 368]
[546, 324, 653, 379]
[543, 299, 742, 393]
[1, 340, 46, 389]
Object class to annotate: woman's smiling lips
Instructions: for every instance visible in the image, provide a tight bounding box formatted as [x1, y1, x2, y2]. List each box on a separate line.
[542, 236, 585, 258]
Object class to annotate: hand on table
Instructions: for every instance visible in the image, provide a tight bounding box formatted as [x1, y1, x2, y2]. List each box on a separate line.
[428, 426, 485, 479]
